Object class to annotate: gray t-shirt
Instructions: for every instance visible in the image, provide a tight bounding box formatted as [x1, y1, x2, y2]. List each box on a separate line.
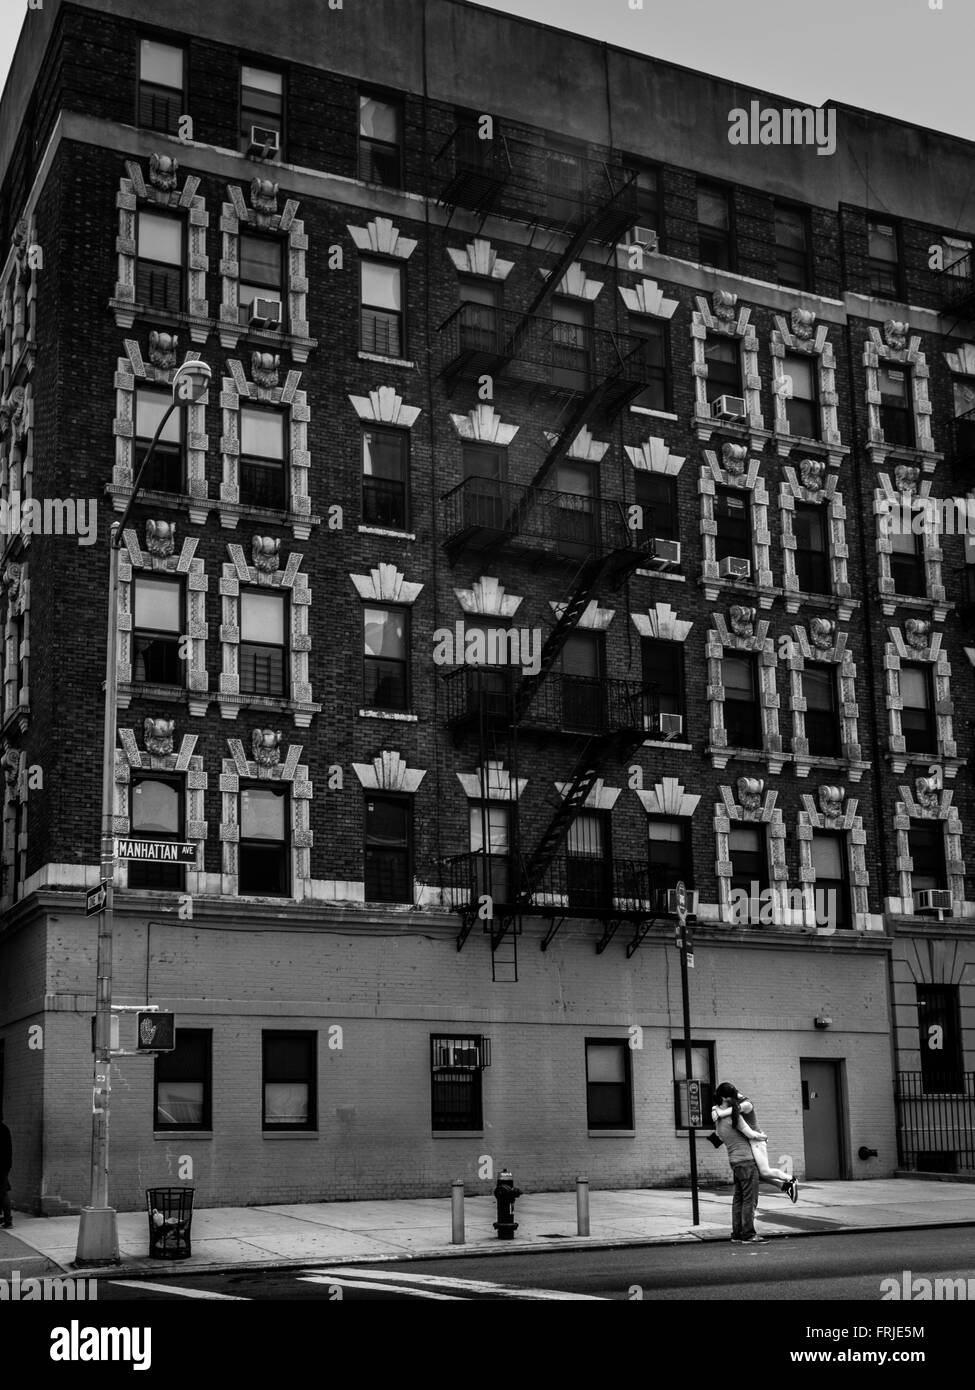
[715, 1113, 756, 1166]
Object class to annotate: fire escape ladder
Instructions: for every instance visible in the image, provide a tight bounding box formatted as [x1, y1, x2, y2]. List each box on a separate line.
[513, 560, 605, 722]
[517, 745, 604, 905]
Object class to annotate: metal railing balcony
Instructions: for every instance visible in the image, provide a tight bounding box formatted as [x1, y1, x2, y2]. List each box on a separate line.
[533, 153, 637, 240]
[440, 477, 652, 564]
[443, 666, 656, 736]
[443, 850, 654, 918]
[438, 304, 650, 396]
[434, 125, 513, 215]
[935, 250, 975, 317]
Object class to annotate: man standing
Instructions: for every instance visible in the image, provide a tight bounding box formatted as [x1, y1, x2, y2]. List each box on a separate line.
[712, 1081, 765, 1245]
[0, 1118, 11, 1228]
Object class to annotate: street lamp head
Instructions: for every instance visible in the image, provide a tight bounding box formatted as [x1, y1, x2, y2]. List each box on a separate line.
[171, 360, 212, 405]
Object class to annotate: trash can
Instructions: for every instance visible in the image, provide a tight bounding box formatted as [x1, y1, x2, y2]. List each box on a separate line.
[146, 1187, 194, 1259]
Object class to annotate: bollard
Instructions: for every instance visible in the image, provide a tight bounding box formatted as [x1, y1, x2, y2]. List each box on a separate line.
[451, 1179, 465, 1245]
[576, 1175, 590, 1237]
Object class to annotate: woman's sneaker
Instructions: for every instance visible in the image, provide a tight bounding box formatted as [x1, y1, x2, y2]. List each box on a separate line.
[787, 1177, 799, 1203]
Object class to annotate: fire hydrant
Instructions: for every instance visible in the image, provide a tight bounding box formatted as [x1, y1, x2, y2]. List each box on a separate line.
[493, 1168, 521, 1240]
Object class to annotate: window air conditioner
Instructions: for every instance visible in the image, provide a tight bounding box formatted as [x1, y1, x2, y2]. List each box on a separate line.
[249, 298, 282, 330]
[913, 889, 953, 914]
[660, 888, 699, 918]
[653, 712, 683, 739]
[625, 225, 659, 251]
[718, 556, 751, 579]
[711, 395, 747, 421]
[650, 538, 681, 567]
[248, 125, 281, 159]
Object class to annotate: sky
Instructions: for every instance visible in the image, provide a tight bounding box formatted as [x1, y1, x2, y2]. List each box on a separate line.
[0, 0, 971, 141]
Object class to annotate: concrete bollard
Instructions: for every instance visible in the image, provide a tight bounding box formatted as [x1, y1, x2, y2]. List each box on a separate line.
[576, 1175, 590, 1236]
[451, 1179, 465, 1245]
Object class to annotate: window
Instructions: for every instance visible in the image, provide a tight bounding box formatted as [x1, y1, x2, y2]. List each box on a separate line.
[135, 387, 183, 493]
[238, 233, 285, 331]
[136, 211, 183, 313]
[560, 630, 604, 731]
[585, 1039, 633, 1130]
[917, 986, 964, 1094]
[714, 487, 751, 563]
[362, 427, 409, 529]
[155, 1029, 211, 1130]
[723, 655, 761, 749]
[13, 612, 25, 699]
[890, 526, 926, 597]
[556, 459, 598, 560]
[358, 92, 402, 186]
[431, 1035, 486, 1131]
[551, 297, 592, 390]
[812, 831, 850, 930]
[363, 605, 409, 710]
[952, 375, 975, 454]
[546, 142, 585, 224]
[803, 663, 841, 758]
[868, 218, 901, 298]
[361, 259, 404, 357]
[794, 503, 830, 594]
[458, 277, 501, 354]
[566, 810, 612, 910]
[729, 824, 768, 901]
[240, 66, 284, 154]
[262, 1031, 315, 1130]
[629, 317, 671, 412]
[783, 353, 819, 439]
[642, 637, 684, 732]
[774, 204, 811, 290]
[647, 818, 693, 893]
[133, 576, 182, 685]
[138, 39, 184, 133]
[240, 406, 287, 511]
[129, 775, 183, 891]
[239, 785, 289, 896]
[364, 794, 413, 903]
[705, 337, 743, 402]
[879, 365, 914, 447]
[697, 182, 734, 270]
[672, 1041, 715, 1130]
[469, 801, 511, 904]
[240, 590, 287, 697]
[461, 442, 507, 530]
[909, 823, 946, 896]
[623, 158, 663, 243]
[900, 665, 935, 754]
[634, 470, 678, 542]
[12, 800, 26, 897]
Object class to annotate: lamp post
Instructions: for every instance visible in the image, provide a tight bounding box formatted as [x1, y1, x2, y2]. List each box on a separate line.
[75, 361, 211, 1265]
[675, 881, 700, 1227]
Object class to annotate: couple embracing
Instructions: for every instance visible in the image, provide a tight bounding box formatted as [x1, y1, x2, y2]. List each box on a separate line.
[712, 1081, 798, 1244]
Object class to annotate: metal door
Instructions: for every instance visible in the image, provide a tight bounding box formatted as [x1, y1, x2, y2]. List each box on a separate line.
[800, 1059, 844, 1179]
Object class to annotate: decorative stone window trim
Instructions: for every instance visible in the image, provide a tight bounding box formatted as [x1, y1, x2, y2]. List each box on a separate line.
[796, 785, 873, 931]
[449, 404, 519, 445]
[446, 238, 514, 280]
[691, 291, 768, 446]
[353, 750, 427, 793]
[219, 540, 321, 728]
[218, 181, 316, 362]
[770, 310, 848, 465]
[350, 562, 423, 607]
[349, 386, 421, 428]
[787, 620, 870, 782]
[862, 321, 940, 470]
[0, 379, 34, 555]
[539, 261, 603, 300]
[779, 461, 855, 620]
[714, 779, 788, 926]
[892, 767, 967, 917]
[349, 217, 418, 261]
[631, 602, 693, 643]
[117, 525, 210, 716]
[550, 599, 613, 630]
[700, 447, 776, 608]
[943, 342, 975, 377]
[706, 610, 784, 773]
[554, 777, 620, 811]
[0, 746, 26, 907]
[456, 761, 526, 802]
[883, 622, 962, 776]
[618, 278, 679, 320]
[2, 216, 39, 383]
[220, 734, 312, 899]
[218, 357, 317, 540]
[874, 470, 951, 621]
[111, 156, 210, 341]
[111, 339, 211, 524]
[635, 777, 701, 818]
[454, 577, 523, 619]
[114, 720, 206, 892]
[542, 424, 609, 463]
[2, 562, 29, 734]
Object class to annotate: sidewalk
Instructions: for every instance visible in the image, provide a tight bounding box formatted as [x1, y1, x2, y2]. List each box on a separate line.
[4, 1178, 974, 1280]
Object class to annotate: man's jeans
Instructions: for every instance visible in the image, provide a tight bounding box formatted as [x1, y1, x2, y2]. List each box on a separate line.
[731, 1160, 759, 1239]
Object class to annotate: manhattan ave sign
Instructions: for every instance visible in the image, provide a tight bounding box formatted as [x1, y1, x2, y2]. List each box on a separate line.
[115, 837, 197, 865]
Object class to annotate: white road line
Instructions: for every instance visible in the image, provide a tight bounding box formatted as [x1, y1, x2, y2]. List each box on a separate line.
[109, 1280, 250, 1300]
[300, 1276, 464, 1300]
[303, 1266, 606, 1301]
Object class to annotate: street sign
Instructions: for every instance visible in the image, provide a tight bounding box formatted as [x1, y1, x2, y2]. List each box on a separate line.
[136, 1011, 176, 1052]
[687, 1078, 703, 1127]
[85, 881, 109, 916]
[686, 951, 695, 969]
[675, 879, 687, 920]
[115, 837, 196, 865]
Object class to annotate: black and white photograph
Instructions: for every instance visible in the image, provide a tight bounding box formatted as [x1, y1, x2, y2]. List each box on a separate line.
[0, 0, 972, 1366]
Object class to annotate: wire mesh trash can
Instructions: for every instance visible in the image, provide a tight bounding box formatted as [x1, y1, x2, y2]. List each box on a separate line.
[146, 1187, 194, 1259]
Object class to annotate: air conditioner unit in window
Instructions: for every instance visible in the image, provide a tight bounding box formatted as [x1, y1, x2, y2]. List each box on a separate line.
[711, 394, 747, 420]
[718, 556, 751, 580]
[651, 712, 683, 739]
[624, 225, 659, 251]
[650, 538, 681, 568]
[659, 888, 699, 919]
[248, 125, 281, 159]
[913, 889, 953, 915]
[249, 298, 282, 330]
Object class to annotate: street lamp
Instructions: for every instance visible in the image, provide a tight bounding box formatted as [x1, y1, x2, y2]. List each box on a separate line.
[75, 360, 211, 1265]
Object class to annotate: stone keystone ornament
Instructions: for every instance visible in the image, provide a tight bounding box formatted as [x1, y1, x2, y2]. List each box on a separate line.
[148, 331, 179, 369]
[144, 718, 175, 757]
[251, 178, 279, 215]
[252, 535, 281, 572]
[252, 728, 282, 767]
[799, 459, 824, 492]
[722, 442, 748, 478]
[149, 153, 179, 191]
[905, 618, 930, 650]
[810, 617, 834, 650]
[729, 605, 755, 637]
[737, 776, 764, 814]
[790, 308, 816, 341]
[818, 785, 844, 819]
[251, 352, 281, 388]
[146, 519, 176, 558]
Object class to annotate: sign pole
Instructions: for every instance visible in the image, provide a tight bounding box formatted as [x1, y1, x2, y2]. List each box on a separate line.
[675, 881, 700, 1226]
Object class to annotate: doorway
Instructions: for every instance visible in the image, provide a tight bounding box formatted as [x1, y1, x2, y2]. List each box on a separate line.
[800, 1058, 844, 1179]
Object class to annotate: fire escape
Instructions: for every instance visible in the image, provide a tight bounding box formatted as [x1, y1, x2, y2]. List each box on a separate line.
[436, 140, 661, 978]
[939, 249, 975, 630]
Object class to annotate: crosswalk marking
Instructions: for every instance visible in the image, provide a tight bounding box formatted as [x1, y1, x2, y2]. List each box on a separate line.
[303, 1266, 606, 1301]
[300, 1276, 464, 1300]
[109, 1280, 250, 1300]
